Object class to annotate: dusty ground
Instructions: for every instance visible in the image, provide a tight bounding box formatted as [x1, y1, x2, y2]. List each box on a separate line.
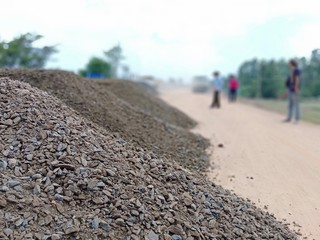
[161, 89, 320, 239]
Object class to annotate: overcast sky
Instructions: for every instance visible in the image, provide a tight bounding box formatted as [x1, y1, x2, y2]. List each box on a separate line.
[1, 0, 319, 80]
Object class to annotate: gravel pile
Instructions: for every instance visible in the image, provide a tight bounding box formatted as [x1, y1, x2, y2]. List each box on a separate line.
[0, 78, 297, 239]
[96, 80, 196, 129]
[0, 69, 209, 172]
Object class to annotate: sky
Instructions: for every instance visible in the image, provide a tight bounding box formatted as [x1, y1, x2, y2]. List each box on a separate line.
[1, 0, 320, 81]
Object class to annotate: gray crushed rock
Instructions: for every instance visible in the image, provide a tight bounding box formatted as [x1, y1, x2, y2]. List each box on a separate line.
[0, 69, 209, 173]
[0, 78, 298, 239]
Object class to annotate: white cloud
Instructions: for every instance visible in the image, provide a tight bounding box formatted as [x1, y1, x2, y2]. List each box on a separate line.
[289, 21, 320, 57]
[0, 0, 319, 79]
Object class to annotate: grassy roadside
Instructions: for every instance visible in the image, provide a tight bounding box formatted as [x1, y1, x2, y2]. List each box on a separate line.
[240, 98, 320, 124]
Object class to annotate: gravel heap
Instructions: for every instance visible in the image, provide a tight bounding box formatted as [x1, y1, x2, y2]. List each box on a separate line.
[0, 69, 209, 172]
[0, 78, 297, 239]
[96, 80, 196, 129]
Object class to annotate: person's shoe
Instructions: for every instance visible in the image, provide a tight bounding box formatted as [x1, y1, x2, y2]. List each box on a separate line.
[283, 119, 291, 123]
[293, 120, 299, 124]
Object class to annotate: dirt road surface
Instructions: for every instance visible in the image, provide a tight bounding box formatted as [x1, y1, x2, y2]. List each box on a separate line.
[161, 89, 320, 239]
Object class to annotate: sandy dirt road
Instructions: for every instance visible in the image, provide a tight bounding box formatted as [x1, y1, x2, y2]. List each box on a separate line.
[161, 89, 320, 239]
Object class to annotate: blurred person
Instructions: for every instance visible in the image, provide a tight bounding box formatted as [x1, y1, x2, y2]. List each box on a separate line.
[284, 59, 301, 123]
[228, 74, 239, 102]
[210, 71, 224, 108]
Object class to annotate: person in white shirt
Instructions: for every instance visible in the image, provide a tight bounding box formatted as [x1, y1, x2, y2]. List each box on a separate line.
[210, 71, 224, 108]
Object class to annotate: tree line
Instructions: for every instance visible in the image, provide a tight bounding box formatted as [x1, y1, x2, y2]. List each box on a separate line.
[238, 49, 320, 99]
[0, 33, 57, 68]
[1, 32, 320, 95]
[0, 32, 127, 79]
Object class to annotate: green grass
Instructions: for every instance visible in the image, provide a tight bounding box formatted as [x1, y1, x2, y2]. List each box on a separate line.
[241, 98, 320, 124]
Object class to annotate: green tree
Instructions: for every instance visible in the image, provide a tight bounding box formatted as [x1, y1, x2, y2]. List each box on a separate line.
[239, 58, 296, 99]
[259, 60, 283, 99]
[304, 49, 320, 97]
[238, 51, 320, 99]
[104, 44, 124, 78]
[238, 59, 260, 98]
[0, 33, 57, 68]
[79, 57, 112, 78]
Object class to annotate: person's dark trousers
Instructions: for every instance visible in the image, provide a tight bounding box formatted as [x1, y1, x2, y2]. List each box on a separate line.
[230, 89, 237, 102]
[211, 91, 220, 108]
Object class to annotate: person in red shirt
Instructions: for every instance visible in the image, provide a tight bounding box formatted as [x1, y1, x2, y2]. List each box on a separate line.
[228, 74, 239, 102]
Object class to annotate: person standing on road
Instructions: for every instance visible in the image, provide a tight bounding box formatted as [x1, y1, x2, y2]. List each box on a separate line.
[228, 74, 239, 102]
[284, 59, 301, 123]
[210, 71, 224, 108]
